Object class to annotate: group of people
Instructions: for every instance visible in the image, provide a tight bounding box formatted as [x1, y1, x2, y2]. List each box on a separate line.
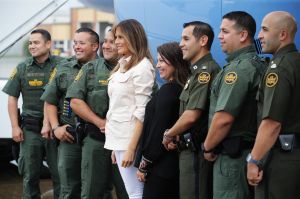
[2, 9, 300, 199]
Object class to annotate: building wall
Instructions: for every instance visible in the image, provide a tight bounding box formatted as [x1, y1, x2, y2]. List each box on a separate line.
[37, 7, 115, 56]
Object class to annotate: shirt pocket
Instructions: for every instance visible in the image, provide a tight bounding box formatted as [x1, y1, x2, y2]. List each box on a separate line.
[110, 106, 133, 122]
[87, 87, 109, 118]
[58, 73, 68, 92]
[180, 90, 189, 104]
[116, 71, 132, 84]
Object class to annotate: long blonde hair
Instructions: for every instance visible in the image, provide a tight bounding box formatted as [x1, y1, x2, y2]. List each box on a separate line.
[112, 19, 153, 73]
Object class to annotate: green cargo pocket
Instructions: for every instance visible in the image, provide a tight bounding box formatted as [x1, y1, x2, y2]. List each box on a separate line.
[18, 155, 25, 175]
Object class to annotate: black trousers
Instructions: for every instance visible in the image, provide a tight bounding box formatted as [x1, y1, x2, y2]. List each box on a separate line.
[143, 173, 179, 199]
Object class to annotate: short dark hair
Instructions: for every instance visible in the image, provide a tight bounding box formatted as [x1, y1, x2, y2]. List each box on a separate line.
[223, 11, 256, 39]
[31, 29, 51, 41]
[183, 21, 214, 50]
[75, 27, 99, 44]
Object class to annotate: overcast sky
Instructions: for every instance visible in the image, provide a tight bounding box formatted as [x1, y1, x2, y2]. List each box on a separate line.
[0, 0, 84, 40]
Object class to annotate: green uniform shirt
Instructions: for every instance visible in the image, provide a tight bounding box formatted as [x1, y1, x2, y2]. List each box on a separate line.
[2, 55, 62, 118]
[40, 57, 81, 126]
[180, 53, 220, 138]
[258, 43, 300, 134]
[210, 45, 266, 140]
[65, 58, 111, 118]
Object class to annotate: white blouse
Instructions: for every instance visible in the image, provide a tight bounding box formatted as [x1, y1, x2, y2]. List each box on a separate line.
[104, 57, 155, 150]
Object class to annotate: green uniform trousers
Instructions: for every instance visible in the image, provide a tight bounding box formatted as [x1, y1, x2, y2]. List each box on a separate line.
[255, 148, 300, 199]
[179, 150, 213, 199]
[81, 135, 112, 199]
[112, 163, 129, 199]
[213, 150, 253, 199]
[18, 129, 60, 199]
[58, 141, 81, 199]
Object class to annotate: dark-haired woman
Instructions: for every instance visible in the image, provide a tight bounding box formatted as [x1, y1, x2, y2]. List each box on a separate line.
[136, 42, 190, 199]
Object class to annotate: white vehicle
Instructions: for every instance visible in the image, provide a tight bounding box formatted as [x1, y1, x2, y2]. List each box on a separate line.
[0, 79, 21, 162]
[0, 0, 69, 163]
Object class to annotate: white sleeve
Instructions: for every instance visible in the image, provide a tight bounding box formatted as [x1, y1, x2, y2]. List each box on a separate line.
[132, 59, 155, 122]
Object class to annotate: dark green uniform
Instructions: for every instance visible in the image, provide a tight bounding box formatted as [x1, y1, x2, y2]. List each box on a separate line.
[209, 45, 266, 199]
[40, 56, 82, 199]
[65, 58, 114, 199]
[179, 53, 220, 199]
[255, 44, 300, 199]
[2, 55, 61, 199]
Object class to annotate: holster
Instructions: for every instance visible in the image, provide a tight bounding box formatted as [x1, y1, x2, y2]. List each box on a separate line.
[22, 116, 43, 133]
[276, 134, 299, 152]
[66, 122, 86, 146]
[85, 123, 105, 142]
[178, 132, 200, 152]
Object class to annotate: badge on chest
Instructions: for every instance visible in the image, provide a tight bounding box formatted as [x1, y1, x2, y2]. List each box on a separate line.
[28, 79, 43, 86]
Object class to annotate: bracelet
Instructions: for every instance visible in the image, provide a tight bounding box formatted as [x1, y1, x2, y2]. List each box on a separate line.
[52, 125, 60, 134]
[138, 156, 153, 174]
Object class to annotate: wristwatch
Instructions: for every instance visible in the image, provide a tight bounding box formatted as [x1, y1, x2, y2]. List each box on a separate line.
[246, 153, 262, 168]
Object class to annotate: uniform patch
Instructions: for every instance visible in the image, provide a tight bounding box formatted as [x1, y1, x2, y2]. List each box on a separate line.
[224, 72, 237, 84]
[99, 79, 108, 85]
[49, 68, 57, 83]
[75, 69, 83, 81]
[266, 73, 278, 87]
[29, 79, 43, 86]
[198, 72, 210, 84]
[9, 67, 17, 80]
[184, 79, 190, 90]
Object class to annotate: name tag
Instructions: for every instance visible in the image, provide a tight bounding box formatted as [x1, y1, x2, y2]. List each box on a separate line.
[99, 79, 108, 85]
[28, 79, 43, 86]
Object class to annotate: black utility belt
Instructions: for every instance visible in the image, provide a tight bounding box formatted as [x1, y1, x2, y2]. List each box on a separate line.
[217, 136, 254, 159]
[22, 116, 43, 133]
[85, 123, 105, 142]
[274, 134, 300, 152]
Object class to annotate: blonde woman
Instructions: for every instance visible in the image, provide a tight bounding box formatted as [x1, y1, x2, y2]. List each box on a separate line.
[104, 19, 155, 199]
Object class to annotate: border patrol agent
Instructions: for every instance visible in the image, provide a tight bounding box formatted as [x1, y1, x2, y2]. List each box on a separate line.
[203, 11, 266, 199]
[41, 28, 100, 199]
[2, 29, 61, 199]
[162, 21, 220, 199]
[247, 11, 300, 199]
[66, 57, 113, 199]
[41, 56, 82, 198]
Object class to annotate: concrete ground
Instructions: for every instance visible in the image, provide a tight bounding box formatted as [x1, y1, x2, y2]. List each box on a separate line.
[0, 162, 52, 199]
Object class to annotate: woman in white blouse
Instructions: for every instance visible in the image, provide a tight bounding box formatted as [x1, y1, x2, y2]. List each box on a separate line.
[104, 19, 155, 199]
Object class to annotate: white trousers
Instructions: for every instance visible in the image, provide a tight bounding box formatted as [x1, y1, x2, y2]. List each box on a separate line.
[115, 150, 144, 199]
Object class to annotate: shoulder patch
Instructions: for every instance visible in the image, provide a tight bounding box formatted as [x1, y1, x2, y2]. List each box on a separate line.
[49, 68, 57, 83]
[198, 72, 210, 84]
[266, 73, 278, 87]
[75, 69, 83, 81]
[224, 72, 237, 84]
[9, 67, 17, 80]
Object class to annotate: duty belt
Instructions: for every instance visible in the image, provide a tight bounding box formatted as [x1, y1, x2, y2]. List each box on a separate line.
[22, 116, 43, 133]
[85, 123, 105, 142]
